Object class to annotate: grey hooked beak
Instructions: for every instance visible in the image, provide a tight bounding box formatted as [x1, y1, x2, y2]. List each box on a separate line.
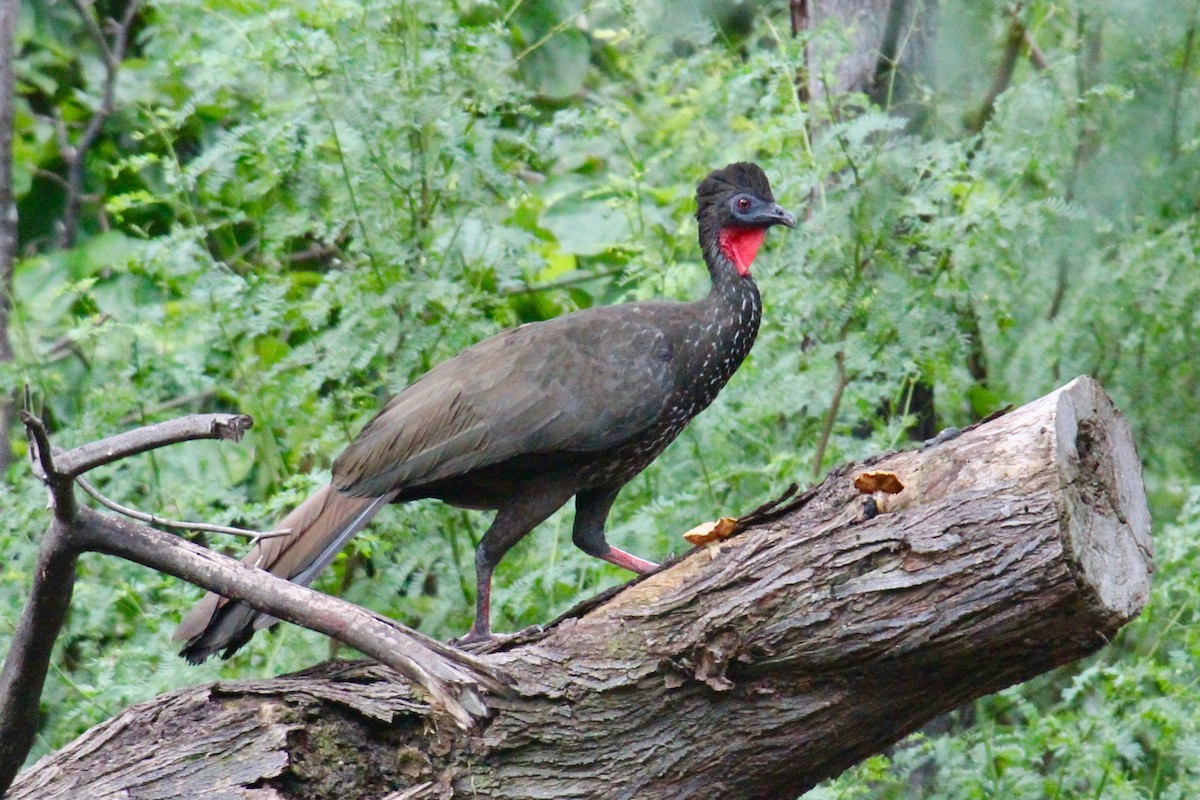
[769, 204, 797, 228]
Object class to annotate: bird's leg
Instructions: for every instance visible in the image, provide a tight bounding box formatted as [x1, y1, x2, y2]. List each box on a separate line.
[460, 487, 574, 644]
[573, 488, 659, 575]
[600, 547, 658, 574]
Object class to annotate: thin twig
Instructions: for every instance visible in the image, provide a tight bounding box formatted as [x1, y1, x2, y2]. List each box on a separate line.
[54, 413, 253, 477]
[19, 410, 56, 484]
[33, 167, 70, 190]
[117, 390, 217, 425]
[74, 474, 290, 541]
[1024, 30, 1050, 71]
[71, 0, 116, 64]
[811, 350, 848, 481]
[504, 3, 591, 70]
[1168, 3, 1199, 160]
[20, 411, 77, 520]
[500, 267, 626, 297]
[45, 312, 110, 362]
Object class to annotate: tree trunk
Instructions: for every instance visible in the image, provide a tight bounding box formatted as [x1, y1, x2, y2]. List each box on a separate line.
[8, 376, 1152, 800]
[0, 0, 18, 473]
[796, 0, 937, 107]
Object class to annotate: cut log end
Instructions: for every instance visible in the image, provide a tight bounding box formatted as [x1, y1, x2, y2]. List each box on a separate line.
[1054, 376, 1153, 627]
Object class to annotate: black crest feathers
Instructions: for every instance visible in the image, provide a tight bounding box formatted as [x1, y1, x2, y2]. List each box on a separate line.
[695, 162, 775, 216]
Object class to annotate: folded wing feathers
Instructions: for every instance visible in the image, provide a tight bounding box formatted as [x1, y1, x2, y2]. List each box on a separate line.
[332, 313, 676, 498]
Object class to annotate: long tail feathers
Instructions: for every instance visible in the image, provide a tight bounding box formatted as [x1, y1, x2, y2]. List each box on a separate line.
[173, 484, 394, 663]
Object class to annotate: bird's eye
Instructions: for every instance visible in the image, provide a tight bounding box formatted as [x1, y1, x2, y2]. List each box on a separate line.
[736, 197, 751, 211]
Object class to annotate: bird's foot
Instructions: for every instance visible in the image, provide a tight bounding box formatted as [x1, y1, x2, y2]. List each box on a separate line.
[453, 626, 542, 653]
[454, 627, 495, 647]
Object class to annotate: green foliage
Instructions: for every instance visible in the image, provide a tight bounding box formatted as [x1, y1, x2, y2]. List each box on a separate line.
[4, 0, 1200, 794]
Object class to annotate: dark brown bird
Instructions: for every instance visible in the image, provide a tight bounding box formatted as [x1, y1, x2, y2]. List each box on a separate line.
[175, 162, 794, 659]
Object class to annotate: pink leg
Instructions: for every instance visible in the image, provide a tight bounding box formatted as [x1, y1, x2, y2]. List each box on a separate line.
[459, 586, 493, 645]
[599, 546, 658, 574]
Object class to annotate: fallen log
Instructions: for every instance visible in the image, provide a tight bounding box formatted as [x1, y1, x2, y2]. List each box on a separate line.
[9, 376, 1152, 800]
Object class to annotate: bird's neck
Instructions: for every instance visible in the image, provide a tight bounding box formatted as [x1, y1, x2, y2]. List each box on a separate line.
[688, 232, 763, 381]
[701, 227, 763, 315]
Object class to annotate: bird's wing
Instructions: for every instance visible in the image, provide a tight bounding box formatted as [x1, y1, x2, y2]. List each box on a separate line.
[331, 305, 678, 498]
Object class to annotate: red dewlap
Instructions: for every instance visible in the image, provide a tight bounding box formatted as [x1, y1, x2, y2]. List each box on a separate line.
[718, 227, 767, 276]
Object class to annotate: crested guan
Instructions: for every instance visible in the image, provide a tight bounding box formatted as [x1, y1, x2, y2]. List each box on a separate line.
[175, 162, 794, 658]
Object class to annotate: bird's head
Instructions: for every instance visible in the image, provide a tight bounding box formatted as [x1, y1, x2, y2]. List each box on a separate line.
[696, 162, 795, 278]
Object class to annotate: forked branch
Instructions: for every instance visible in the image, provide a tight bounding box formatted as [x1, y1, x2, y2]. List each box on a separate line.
[0, 410, 507, 797]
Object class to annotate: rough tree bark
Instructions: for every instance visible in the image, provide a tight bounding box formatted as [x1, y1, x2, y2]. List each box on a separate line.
[8, 376, 1152, 800]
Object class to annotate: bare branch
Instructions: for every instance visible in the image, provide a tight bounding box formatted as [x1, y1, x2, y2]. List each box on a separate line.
[54, 413, 254, 477]
[0, 521, 80, 795]
[77, 507, 508, 725]
[75, 474, 291, 540]
[32, 166, 71, 189]
[0, 407, 509, 794]
[20, 411, 83, 525]
[19, 410, 55, 483]
[70, 0, 115, 65]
